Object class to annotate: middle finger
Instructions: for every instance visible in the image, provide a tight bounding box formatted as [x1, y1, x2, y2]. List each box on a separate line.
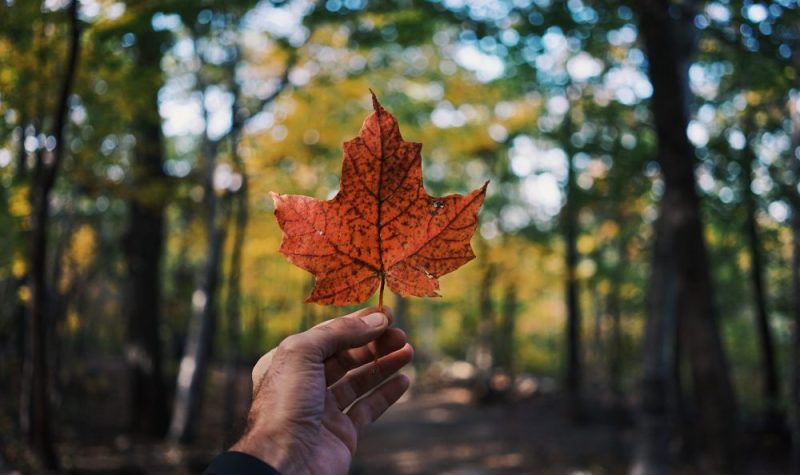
[324, 327, 407, 385]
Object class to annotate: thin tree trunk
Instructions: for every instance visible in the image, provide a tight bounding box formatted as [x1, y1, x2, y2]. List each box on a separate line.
[49, 216, 75, 417]
[590, 282, 603, 368]
[499, 283, 517, 372]
[168, 27, 296, 442]
[741, 148, 781, 424]
[168, 50, 229, 440]
[26, 159, 59, 470]
[636, 1, 740, 473]
[23, 2, 80, 468]
[792, 207, 800, 475]
[474, 261, 495, 400]
[223, 189, 246, 444]
[20, 30, 47, 436]
[124, 28, 169, 437]
[608, 215, 626, 418]
[223, 73, 248, 444]
[564, 143, 583, 422]
[5, 122, 26, 375]
[13, 116, 28, 184]
[168, 152, 228, 443]
[789, 90, 800, 475]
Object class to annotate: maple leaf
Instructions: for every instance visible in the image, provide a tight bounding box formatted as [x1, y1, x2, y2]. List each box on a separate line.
[270, 91, 487, 306]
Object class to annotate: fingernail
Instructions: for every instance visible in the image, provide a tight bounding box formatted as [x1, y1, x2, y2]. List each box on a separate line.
[363, 312, 386, 327]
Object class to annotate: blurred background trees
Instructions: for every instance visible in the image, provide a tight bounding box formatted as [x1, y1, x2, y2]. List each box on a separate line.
[1, 0, 799, 474]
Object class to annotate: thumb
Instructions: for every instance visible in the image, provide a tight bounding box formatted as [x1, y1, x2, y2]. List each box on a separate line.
[288, 312, 389, 362]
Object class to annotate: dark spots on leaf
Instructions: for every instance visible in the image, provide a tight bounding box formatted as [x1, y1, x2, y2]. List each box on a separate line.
[271, 93, 486, 305]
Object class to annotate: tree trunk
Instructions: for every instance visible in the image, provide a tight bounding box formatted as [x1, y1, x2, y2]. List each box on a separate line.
[124, 28, 169, 437]
[23, 2, 80, 468]
[49, 216, 76, 419]
[168, 67, 228, 442]
[631, 207, 679, 475]
[26, 165, 59, 470]
[223, 82, 249, 444]
[590, 282, 603, 368]
[608, 215, 626, 418]
[168, 27, 294, 443]
[498, 283, 517, 371]
[564, 145, 583, 422]
[222, 189, 246, 445]
[790, 90, 800, 475]
[10, 120, 28, 402]
[474, 262, 495, 402]
[13, 116, 29, 184]
[792, 207, 800, 475]
[474, 261, 495, 401]
[168, 159, 227, 443]
[741, 149, 781, 425]
[636, 1, 740, 473]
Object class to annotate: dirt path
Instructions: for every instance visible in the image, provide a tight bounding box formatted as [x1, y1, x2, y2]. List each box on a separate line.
[353, 386, 632, 475]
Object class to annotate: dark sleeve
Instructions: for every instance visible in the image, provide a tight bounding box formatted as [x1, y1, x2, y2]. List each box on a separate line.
[203, 451, 282, 475]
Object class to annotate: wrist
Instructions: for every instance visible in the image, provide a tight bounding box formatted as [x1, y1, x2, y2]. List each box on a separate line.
[230, 428, 301, 474]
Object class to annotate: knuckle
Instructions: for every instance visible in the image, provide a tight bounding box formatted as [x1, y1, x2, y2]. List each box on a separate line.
[314, 317, 360, 340]
[350, 404, 370, 432]
[278, 334, 307, 356]
[336, 316, 366, 332]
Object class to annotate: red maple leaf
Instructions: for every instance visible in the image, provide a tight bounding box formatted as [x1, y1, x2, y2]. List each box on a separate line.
[270, 91, 487, 306]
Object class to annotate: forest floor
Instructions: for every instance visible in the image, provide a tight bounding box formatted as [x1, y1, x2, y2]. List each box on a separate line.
[352, 384, 631, 475]
[1, 363, 792, 474]
[58, 381, 636, 475]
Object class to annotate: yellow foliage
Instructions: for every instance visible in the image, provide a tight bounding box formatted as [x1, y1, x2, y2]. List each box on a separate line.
[12, 256, 26, 278]
[577, 234, 595, 254]
[69, 225, 97, 265]
[737, 250, 751, 270]
[60, 225, 97, 293]
[67, 310, 80, 332]
[18, 285, 30, 302]
[9, 185, 30, 218]
[597, 280, 610, 295]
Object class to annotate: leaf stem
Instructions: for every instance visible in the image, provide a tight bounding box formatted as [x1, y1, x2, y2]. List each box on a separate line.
[372, 274, 386, 373]
[378, 274, 385, 312]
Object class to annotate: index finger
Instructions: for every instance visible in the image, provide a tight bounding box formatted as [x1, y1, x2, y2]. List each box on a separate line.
[251, 306, 394, 392]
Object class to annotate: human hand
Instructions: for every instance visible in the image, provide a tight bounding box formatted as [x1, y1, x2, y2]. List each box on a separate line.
[231, 307, 413, 475]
